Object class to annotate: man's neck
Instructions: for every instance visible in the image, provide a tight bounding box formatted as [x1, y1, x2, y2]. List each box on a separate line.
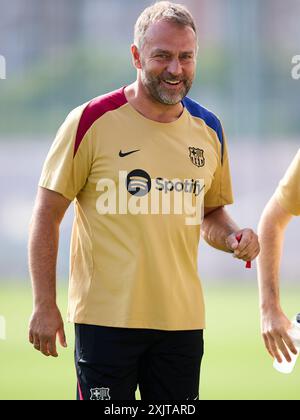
[124, 82, 184, 123]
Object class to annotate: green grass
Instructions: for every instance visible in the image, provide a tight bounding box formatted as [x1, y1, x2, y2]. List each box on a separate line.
[202, 284, 300, 400]
[1, 282, 300, 400]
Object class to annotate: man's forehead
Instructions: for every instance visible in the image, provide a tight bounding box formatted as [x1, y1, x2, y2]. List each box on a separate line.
[150, 47, 195, 55]
[143, 20, 197, 50]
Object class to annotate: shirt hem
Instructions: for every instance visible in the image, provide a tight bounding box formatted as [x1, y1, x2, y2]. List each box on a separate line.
[67, 315, 205, 331]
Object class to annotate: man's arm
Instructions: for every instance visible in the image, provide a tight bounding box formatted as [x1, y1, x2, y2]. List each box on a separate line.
[202, 206, 260, 261]
[28, 187, 71, 357]
[257, 195, 297, 362]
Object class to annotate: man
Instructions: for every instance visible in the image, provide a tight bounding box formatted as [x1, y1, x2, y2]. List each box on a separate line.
[258, 149, 300, 364]
[28, 1, 259, 400]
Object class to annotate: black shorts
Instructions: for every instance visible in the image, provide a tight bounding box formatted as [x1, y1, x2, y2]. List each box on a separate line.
[75, 324, 204, 401]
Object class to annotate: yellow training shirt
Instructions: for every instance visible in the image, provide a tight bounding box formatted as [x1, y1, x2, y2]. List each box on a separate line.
[39, 87, 234, 330]
[275, 149, 300, 216]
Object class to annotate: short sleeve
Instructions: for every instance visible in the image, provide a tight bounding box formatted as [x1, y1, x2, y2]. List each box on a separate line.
[275, 149, 300, 216]
[39, 104, 93, 201]
[204, 129, 234, 207]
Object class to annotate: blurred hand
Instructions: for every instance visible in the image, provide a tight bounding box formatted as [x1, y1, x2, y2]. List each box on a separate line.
[226, 228, 260, 262]
[29, 305, 67, 357]
[260, 309, 297, 363]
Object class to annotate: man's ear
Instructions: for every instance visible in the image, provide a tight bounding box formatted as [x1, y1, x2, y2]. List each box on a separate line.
[131, 44, 142, 70]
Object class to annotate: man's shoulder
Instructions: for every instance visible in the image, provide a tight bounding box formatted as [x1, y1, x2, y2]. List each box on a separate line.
[71, 86, 127, 121]
[183, 96, 223, 146]
[64, 87, 127, 123]
[85, 87, 127, 113]
[183, 97, 222, 130]
[65, 87, 127, 153]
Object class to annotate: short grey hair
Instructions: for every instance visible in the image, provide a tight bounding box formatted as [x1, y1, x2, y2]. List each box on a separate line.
[134, 1, 197, 49]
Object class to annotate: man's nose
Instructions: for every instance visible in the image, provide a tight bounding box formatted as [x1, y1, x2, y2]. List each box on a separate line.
[167, 58, 182, 77]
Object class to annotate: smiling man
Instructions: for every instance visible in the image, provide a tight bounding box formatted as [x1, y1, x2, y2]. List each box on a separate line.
[28, 1, 259, 400]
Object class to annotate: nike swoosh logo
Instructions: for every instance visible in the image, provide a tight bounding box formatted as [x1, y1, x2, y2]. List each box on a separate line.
[119, 149, 140, 158]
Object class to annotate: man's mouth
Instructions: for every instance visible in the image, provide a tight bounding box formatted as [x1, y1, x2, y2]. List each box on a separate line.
[162, 79, 184, 88]
[164, 80, 181, 84]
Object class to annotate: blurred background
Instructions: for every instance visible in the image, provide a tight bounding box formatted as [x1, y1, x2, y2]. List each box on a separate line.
[0, 0, 300, 400]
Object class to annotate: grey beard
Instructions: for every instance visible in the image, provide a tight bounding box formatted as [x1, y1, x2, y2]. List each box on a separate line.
[141, 72, 192, 105]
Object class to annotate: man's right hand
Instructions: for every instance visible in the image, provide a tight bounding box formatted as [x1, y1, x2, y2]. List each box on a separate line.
[261, 308, 297, 363]
[29, 305, 67, 357]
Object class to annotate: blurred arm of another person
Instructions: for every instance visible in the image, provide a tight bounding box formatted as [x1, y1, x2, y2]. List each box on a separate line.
[28, 187, 71, 357]
[257, 195, 297, 363]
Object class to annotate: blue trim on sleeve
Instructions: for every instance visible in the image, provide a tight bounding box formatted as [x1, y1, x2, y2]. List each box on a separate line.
[182, 97, 224, 162]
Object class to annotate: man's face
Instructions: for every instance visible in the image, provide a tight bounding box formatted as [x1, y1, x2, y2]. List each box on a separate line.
[138, 20, 197, 105]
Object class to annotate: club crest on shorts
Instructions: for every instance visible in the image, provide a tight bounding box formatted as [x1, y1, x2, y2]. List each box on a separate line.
[90, 387, 111, 400]
[189, 147, 205, 167]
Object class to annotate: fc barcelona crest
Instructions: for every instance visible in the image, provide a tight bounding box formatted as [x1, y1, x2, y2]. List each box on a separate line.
[189, 147, 205, 167]
[90, 387, 111, 400]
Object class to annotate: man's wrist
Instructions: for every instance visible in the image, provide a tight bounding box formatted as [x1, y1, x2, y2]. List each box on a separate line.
[260, 301, 281, 313]
[34, 300, 57, 311]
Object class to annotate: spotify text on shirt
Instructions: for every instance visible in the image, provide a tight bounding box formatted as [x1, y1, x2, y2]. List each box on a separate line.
[96, 171, 205, 226]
